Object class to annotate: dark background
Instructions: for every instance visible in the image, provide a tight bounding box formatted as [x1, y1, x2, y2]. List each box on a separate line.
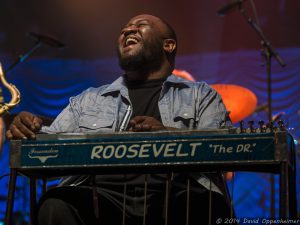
[0, 0, 298, 59]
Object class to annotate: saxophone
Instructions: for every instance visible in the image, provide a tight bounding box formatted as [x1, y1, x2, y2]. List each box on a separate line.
[0, 63, 21, 116]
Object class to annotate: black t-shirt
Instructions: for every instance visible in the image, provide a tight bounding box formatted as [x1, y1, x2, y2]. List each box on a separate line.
[86, 78, 168, 188]
[126, 78, 166, 122]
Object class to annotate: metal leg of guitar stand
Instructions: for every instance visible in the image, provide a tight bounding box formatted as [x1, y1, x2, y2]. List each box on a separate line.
[122, 183, 127, 225]
[185, 178, 190, 225]
[143, 175, 148, 225]
[30, 177, 37, 225]
[208, 179, 212, 225]
[279, 162, 288, 218]
[164, 175, 171, 225]
[4, 169, 17, 225]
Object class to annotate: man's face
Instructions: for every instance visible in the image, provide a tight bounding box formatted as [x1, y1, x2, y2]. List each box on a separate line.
[117, 14, 166, 71]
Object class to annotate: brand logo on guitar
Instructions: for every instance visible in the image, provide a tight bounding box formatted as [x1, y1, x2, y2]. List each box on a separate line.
[28, 148, 59, 163]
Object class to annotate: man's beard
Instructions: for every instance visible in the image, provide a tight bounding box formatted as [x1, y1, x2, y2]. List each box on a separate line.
[117, 39, 164, 72]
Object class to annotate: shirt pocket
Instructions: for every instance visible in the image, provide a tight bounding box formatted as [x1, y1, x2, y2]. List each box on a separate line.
[78, 114, 115, 132]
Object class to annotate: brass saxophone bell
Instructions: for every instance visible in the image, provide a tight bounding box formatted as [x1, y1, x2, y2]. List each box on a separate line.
[0, 63, 21, 116]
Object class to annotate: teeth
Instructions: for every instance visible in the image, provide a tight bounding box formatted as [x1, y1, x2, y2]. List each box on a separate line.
[125, 37, 138, 46]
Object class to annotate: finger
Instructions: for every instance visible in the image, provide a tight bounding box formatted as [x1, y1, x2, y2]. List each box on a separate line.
[130, 116, 147, 124]
[132, 124, 151, 132]
[8, 125, 28, 139]
[10, 123, 36, 139]
[6, 130, 13, 140]
[128, 119, 137, 127]
[32, 116, 43, 129]
[150, 125, 165, 131]
[20, 115, 37, 130]
[6, 129, 28, 140]
[141, 124, 151, 131]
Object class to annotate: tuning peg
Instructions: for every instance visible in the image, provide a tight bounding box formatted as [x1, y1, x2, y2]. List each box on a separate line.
[248, 120, 255, 133]
[267, 121, 278, 132]
[238, 120, 245, 133]
[257, 120, 266, 133]
[277, 120, 286, 131]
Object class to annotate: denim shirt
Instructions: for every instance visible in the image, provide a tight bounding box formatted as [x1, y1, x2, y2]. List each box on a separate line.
[42, 75, 230, 133]
[42, 75, 230, 194]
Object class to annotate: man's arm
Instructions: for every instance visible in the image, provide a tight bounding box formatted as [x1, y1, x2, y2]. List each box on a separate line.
[195, 84, 231, 129]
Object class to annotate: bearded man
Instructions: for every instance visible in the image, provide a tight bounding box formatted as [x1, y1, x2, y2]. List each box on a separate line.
[7, 14, 232, 225]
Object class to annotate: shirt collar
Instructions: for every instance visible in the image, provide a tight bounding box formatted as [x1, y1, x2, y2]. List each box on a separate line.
[100, 76, 127, 95]
[100, 74, 193, 96]
[164, 74, 194, 87]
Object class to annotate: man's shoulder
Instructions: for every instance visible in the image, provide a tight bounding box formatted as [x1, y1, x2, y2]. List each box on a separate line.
[70, 84, 113, 104]
[76, 84, 109, 98]
[167, 75, 215, 94]
[84, 84, 111, 94]
[167, 75, 209, 86]
[81, 76, 124, 97]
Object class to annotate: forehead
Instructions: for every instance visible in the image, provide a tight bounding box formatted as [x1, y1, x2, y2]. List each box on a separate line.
[126, 14, 164, 27]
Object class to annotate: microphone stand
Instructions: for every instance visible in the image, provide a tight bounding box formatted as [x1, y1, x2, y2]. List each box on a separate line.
[238, 6, 286, 121]
[5, 41, 42, 73]
[237, 4, 286, 218]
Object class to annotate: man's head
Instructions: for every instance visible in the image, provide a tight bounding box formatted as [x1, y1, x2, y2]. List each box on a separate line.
[117, 14, 177, 74]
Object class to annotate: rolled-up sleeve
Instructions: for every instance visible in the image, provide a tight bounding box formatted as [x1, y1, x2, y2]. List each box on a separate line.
[40, 87, 93, 134]
[41, 95, 81, 133]
[196, 83, 231, 129]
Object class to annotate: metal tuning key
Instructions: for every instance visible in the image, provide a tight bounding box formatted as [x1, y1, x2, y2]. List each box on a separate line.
[237, 120, 245, 133]
[247, 121, 255, 133]
[267, 121, 278, 133]
[257, 120, 266, 133]
[277, 120, 286, 131]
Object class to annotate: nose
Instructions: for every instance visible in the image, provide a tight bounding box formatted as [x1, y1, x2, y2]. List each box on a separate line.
[122, 25, 138, 36]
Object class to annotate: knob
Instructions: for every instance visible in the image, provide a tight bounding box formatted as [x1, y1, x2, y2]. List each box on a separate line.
[277, 120, 286, 131]
[248, 120, 255, 133]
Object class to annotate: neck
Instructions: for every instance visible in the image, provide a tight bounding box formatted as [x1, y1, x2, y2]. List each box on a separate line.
[125, 62, 173, 81]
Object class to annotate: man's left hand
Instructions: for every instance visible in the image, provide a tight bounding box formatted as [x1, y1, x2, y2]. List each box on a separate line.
[128, 116, 166, 132]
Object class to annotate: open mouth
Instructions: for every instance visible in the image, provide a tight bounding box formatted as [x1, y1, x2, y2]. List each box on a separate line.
[124, 36, 140, 47]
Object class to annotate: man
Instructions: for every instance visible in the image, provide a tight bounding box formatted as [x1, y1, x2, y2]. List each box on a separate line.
[7, 14, 232, 225]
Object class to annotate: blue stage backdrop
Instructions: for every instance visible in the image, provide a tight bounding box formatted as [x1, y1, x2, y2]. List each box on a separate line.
[0, 48, 299, 220]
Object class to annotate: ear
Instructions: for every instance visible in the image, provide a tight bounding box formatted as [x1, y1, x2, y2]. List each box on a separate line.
[163, 39, 176, 54]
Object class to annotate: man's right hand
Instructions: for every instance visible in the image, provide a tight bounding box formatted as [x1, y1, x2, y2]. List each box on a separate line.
[6, 111, 43, 140]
